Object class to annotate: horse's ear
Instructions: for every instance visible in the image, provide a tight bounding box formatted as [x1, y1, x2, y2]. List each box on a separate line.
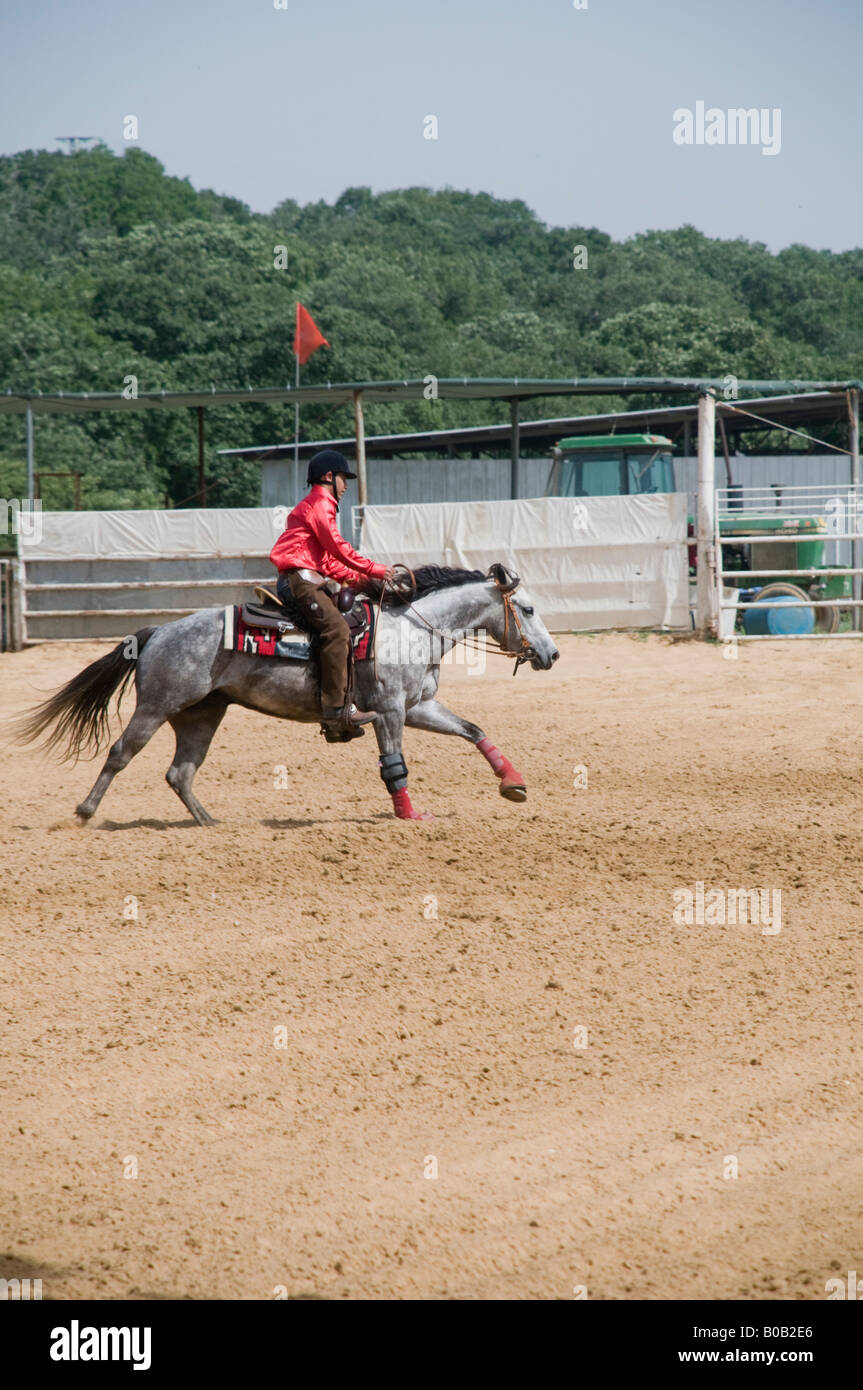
[488, 563, 520, 594]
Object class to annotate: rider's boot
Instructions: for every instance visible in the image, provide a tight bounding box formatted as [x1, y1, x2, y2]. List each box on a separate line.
[320, 703, 378, 742]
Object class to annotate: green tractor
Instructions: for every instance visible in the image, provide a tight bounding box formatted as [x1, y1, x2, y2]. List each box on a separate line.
[547, 433, 853, 633]
[547, 433, 675, 497]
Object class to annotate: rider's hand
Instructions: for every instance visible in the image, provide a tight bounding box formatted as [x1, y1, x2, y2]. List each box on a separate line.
[382, 566, 397, 581]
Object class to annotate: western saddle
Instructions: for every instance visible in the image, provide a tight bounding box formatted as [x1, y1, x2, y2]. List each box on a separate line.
[242, 584, 366, 638]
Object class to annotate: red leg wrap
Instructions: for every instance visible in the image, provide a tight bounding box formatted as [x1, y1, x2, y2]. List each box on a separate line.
[391, 788, 434, 821]
[476, 737, 523, 786]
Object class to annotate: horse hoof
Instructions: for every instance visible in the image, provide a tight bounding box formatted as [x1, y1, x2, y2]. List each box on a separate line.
[75, 806, 93, 823]
[499, 782, 527, 802]
[395, 809, 435, 821]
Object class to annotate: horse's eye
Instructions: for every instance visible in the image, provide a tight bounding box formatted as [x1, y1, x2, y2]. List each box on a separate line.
[522, 605, 534, 617]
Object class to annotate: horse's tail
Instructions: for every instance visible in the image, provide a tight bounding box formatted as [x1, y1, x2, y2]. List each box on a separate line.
[10, 627, 157, 762]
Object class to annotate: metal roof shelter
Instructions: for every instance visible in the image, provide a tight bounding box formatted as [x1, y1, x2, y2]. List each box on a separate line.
[218, 391, 860, 467]
[3, 375, 861, 643]
[6, 378, 862, 415]
[4, 375, 860, 524]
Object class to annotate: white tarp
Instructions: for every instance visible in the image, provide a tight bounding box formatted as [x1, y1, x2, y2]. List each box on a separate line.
[360, 494, 689, 631]
[23, 506, 286, 560]
[22, 497, 689, 634]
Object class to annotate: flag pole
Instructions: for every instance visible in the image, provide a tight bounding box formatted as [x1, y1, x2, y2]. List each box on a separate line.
[293, 352, 300, 505]
[292, 304, 329, 504]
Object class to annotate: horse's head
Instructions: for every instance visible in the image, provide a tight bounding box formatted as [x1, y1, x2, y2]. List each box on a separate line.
[486, 564, 560, 672]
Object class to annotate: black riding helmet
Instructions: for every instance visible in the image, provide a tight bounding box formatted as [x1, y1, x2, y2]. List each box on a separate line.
[307, 448, 357, 487]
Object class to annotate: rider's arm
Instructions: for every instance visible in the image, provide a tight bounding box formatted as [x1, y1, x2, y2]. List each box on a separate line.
[309, 497, 388, 580]
[322, 554, 367, 585]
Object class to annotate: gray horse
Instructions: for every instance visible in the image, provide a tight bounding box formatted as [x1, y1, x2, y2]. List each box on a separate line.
[14, 564, 559, 823]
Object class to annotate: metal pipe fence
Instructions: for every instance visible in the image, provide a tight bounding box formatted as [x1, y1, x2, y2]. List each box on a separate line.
[20, 552, 275, 643]
[715, 484, 863, 641]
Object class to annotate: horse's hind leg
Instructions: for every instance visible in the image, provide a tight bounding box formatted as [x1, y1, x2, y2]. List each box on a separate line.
[165, 695, 228, 826]
[76, 706, 165, 821]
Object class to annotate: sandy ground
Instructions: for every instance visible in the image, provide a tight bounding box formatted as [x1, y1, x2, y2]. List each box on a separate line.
[1, 632, 862, 1301]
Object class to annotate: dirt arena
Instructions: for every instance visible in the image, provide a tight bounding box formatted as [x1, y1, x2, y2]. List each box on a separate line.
[1, 632, 861, 1301]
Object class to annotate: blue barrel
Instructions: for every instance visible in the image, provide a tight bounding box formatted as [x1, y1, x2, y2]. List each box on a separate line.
[742, 593, 814, 636]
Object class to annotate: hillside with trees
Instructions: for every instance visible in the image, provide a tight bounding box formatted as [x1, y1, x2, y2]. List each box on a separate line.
[1, 144, 861, 510]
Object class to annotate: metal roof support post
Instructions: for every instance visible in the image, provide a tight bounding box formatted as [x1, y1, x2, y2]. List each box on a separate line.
[850, 388, 860, 630]
[197, 407, 207, 507]
[718, 413, 733, 487]
[25, 404, 34, 501]
[10, 555, 24, 651]
[353, 390, 368, 506]
[510, 399, 520, 499]
[696, 389, 717, 638]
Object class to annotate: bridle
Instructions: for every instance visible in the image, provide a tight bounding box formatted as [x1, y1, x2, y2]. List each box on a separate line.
[373, 564, 536, 678]
[497, 580, 536, 675]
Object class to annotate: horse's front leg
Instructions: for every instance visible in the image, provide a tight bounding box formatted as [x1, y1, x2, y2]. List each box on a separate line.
[404, 699, 527, 803]
[373, 706, 434, 821]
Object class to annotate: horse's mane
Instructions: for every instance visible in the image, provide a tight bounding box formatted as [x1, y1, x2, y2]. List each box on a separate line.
[366, 565, 488, 607]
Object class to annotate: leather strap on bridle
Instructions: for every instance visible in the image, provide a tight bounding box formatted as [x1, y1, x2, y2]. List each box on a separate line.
[497, 582, 535, 675]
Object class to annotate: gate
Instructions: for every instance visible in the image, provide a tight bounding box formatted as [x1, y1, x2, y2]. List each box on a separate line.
[714, 484, 863, 641]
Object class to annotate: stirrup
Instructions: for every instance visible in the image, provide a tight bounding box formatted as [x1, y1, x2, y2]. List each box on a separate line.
[320, 701, 375, 742]
[320, 723, 366, 743]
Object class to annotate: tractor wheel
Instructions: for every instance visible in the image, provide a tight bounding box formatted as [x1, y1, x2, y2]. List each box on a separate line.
[814, 603, 841, 634]
[750, 582, 815, 631]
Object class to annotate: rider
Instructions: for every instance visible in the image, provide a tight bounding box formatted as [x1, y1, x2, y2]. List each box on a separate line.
[270, 449, 395, 738]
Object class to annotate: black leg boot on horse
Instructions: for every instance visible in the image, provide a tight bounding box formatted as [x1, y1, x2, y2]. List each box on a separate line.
[278, 570, 377, 741]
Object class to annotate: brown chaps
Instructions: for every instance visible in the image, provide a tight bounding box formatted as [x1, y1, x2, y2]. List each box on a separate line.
[283, 571, 351, 709]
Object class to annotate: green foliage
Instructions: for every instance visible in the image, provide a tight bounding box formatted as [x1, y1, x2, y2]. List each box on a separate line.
[0, 146, 860, 510]
[0, 145, 252, 268]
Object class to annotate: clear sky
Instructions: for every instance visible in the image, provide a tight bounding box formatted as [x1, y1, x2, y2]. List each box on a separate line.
[1, 0, 860, 251]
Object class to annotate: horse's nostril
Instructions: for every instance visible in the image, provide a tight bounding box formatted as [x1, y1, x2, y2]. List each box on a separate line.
[551, 650, 560, 663]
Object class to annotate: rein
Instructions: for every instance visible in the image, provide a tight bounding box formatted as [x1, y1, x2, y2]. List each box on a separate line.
[371, 566, 535, 680]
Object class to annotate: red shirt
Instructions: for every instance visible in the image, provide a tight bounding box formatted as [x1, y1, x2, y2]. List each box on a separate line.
[270, 485, 387, 584]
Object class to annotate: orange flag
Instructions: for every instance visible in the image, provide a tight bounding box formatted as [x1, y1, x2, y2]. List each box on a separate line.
[293, 303, 329, 366]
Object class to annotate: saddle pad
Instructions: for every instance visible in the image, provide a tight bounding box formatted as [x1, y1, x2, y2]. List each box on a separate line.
[224, 606, 313, 660]
[223, 603, 375, 662]
[352, 600, 376, 662]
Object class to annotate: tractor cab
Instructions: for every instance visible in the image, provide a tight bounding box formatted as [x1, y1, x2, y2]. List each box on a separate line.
[546, 434, 676, 498]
